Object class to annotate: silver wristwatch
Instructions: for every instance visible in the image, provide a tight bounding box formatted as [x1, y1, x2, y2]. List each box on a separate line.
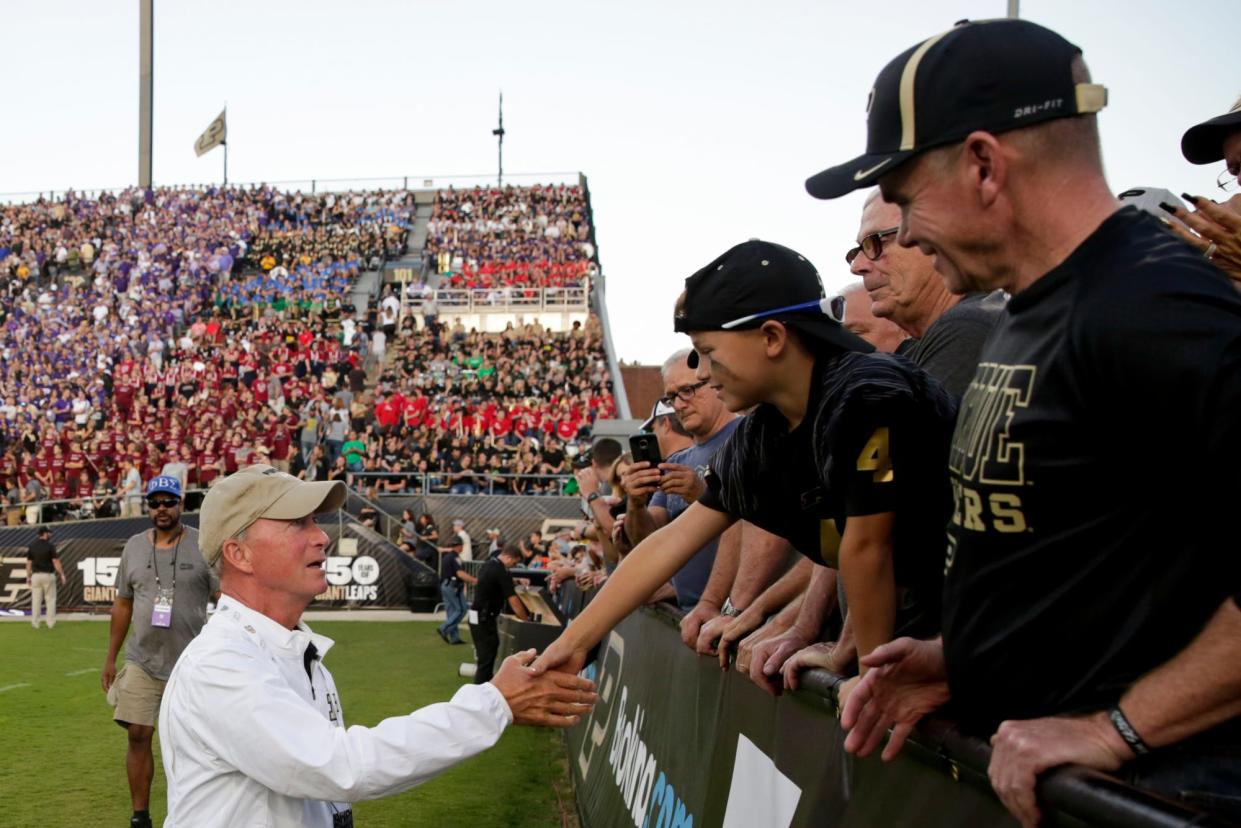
[720, 597, 742, 617]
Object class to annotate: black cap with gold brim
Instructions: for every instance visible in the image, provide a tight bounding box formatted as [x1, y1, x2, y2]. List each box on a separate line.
[806, 18, 1108, 200]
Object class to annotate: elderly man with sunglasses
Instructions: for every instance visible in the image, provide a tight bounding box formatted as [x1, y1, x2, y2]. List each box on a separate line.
[848, 192, 1004, 397]
[102, 475, 219, 828]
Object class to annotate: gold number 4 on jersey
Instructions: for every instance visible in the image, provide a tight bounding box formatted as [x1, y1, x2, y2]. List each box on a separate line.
[857, 427, 894, 483]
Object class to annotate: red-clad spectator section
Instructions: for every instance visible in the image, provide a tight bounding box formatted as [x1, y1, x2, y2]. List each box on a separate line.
[424, 184, 596, 290]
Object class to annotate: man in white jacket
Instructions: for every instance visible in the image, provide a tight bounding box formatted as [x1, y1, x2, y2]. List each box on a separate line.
[160, 465, 595, 827]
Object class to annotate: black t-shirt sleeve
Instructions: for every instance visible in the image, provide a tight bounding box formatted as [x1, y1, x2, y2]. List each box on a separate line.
[699, 467, 727, 513]
[701, 423, 751, 516]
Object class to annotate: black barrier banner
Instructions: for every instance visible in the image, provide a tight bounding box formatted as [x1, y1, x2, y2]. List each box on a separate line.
[559, 608, 1022, 828]
[540, 583, 1226, 828]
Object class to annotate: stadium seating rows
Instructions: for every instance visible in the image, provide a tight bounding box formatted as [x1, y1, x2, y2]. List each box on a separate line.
[0, 184, 611, 521]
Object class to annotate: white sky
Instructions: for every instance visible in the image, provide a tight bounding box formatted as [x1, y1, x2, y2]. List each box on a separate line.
[2, 0, 1236, 365]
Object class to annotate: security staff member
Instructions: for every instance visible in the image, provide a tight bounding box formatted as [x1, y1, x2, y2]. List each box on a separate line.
[25, 526, 66, 629]
[103, 475, 217, 828]
[437, 537, 474, 645]
[469, 544, 529, 683]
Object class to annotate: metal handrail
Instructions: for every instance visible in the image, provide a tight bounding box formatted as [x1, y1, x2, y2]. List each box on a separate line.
[348, 470, 575, 495]
[0, 171, 584, 204]
[5, 487, 211, 525]
[405, 285, 590, 314]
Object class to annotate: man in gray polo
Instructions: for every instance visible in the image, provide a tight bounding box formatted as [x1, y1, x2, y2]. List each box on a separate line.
[102, 475, 218, 828]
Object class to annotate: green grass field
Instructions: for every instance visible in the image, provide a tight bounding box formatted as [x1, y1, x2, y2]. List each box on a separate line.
[0, 620, 574, 827]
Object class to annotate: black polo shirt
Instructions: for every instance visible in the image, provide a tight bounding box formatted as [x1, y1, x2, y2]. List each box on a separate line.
[27, 538, 58, 573]
[440, 551, 463, 586]
[472, 559, 517, 617]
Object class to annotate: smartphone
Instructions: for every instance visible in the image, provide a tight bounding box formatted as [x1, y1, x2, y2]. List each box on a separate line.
[628, 433, 663, 471]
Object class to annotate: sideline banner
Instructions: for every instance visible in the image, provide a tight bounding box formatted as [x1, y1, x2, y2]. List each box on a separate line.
[542, 594, 1217, 828]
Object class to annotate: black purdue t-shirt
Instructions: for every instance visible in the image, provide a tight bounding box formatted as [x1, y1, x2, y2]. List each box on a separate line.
[472, 559, 517, 616]
[699, 352, 957, 636]
[942, 208, 1241, 734]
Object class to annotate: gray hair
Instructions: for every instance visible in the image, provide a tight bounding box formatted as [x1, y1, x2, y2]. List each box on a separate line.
[661, 348, 694, 380]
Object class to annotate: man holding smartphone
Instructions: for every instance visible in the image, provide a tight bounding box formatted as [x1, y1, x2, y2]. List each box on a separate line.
[622, 349, 740, 610]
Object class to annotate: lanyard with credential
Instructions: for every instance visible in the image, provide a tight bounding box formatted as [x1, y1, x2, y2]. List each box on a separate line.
[149, 527, 184, 628]
[150, 527, 185, 592]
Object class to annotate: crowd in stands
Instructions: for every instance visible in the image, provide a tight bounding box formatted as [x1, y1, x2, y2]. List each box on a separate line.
[0, 182, 612, 523]
[424, 184, 596, 290]
[308, 314, 617, 496]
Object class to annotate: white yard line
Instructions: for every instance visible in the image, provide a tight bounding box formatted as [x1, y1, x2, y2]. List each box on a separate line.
[65, 668, 96, 677]
[0, 683, 30, 693]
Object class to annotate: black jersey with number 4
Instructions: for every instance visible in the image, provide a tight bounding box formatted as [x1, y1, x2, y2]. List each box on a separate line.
[699, 351, 957, 636]
[942, 208, 1241, 734]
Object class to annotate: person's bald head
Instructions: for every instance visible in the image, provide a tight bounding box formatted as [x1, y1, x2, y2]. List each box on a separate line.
[839, 282, 907, 353]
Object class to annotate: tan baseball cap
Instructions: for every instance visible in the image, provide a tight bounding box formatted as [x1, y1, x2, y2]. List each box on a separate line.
[199, 464, 347, 567]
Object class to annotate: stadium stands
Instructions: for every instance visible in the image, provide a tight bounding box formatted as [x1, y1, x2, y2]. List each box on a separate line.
[0, 182, 612, 523]
[424, 183, 597, 289]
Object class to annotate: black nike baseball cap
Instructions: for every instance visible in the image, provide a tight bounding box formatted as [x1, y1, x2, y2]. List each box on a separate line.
[674, 240, 872, 368]
[1181, 98, 1241, 164]
[805, 18, 1109, 200]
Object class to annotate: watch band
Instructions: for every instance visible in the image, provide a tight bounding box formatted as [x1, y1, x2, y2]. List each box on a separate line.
[585, 492, 601, 504]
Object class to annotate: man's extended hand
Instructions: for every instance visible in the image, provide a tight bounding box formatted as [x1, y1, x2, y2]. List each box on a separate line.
[841, 637, 949, 761]
[491, 649, 597, 728]
[657, 463, 704, 503]
[988, 712, 1131, 828]
[680, 601, 721, 652]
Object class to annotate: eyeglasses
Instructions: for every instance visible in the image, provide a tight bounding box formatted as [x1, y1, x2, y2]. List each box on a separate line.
[845, 227, 900, 265]
[146, 497, 181, 510]
[1218, 167, 1239, 194]
[659, 380, 709, 406]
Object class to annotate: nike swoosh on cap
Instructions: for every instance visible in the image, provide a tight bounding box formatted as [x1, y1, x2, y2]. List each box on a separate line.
[853, 158, 892, 180]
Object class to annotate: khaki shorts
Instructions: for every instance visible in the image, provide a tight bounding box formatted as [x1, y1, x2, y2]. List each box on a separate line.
[107, 662, 166, 728]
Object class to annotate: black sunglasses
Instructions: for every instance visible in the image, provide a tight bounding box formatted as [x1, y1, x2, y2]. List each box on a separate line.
[845, 227, 900, 265]
[146, 497, 182, 509]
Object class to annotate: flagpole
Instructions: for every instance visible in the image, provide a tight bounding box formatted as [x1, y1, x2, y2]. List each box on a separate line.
[223, 141, 228, 186]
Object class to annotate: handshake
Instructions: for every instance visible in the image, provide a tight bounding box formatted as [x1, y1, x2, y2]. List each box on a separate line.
[489, 648, 597, 728]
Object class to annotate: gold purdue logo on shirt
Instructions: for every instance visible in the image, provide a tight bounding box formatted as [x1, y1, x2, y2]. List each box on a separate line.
[947, 363, 1035, 542]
